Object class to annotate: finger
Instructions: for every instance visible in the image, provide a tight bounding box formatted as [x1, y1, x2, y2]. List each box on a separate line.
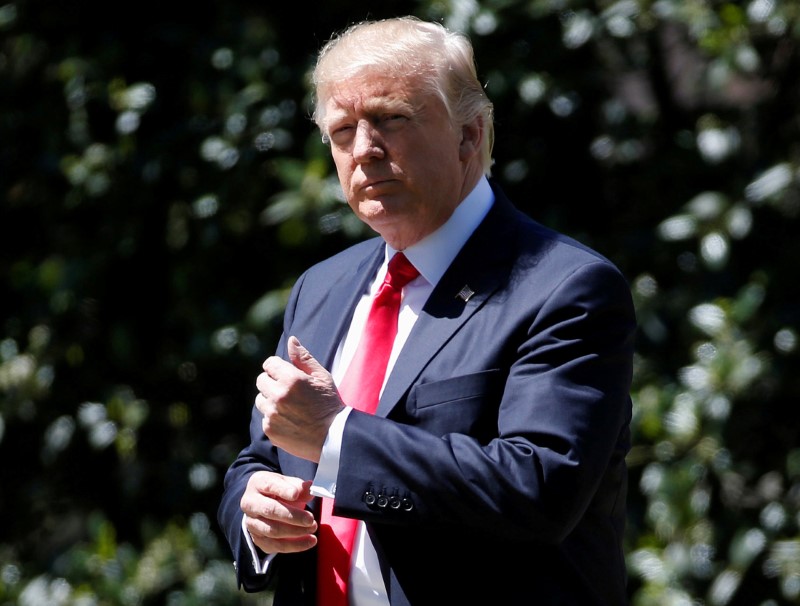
[241, 491, 316, 528]
[256, 366, 293, 412]
[262, 354, 290, 375]
[245, 510, 317, 537]
[261, 356, 302, 399]
[244, 511, 318, 555]
[287, 336, 325, 378]
[251, 473, 315, 504]
[255, 392, 271, 416]
[255, 370, 271, 394]
[251, 531, 318, 555]
[244, 502, 317, 531]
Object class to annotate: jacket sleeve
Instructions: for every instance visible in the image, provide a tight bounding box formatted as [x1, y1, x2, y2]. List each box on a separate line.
[216, 404, 282, 591]
[331, 258, 636, 544]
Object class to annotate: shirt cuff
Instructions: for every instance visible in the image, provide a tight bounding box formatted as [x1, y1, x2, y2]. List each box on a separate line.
[241, 514, 276, 575]
[310, 406, 353, 498]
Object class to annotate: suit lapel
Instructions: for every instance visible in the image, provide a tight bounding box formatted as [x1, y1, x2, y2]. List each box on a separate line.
[376, 190, 519, 417]
[306, 242, 385, 370]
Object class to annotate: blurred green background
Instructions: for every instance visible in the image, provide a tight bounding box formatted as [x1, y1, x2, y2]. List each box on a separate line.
[2, 0, 799, 604]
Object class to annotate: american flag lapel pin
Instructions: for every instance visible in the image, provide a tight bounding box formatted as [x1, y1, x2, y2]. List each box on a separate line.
[456, 285, 475, 302]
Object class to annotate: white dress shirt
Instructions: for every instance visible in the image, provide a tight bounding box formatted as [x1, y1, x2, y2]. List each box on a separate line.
[245, 176, 494, 605]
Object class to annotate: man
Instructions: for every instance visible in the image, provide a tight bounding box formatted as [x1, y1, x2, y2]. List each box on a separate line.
[218, 16, 636, 606]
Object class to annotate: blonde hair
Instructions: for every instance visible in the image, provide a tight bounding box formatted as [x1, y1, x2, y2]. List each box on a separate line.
[311, 16, 495, 175]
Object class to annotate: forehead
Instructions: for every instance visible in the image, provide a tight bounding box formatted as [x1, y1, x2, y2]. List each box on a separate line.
[324, 73, 419, 111]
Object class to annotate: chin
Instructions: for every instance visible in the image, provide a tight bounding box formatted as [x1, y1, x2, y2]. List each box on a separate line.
[357, 199, 392, 220]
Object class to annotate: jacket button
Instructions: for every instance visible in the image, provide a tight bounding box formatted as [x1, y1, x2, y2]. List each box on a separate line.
[376, 494, 389, 508]
[364, 490, 376, 506]
[389, 496, 402, 510]
[401, 498, 414, 512]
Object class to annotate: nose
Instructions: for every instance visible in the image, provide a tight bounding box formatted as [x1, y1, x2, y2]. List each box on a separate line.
[352, 121, 384, 163]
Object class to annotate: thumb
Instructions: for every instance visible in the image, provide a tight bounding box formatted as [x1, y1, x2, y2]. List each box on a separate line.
[287, 336, 325, 377]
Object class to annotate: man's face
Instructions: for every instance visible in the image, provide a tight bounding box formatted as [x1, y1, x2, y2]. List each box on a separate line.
[322, 71, 468, 250]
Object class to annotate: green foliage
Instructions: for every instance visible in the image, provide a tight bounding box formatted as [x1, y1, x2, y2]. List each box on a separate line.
[2, 0, 799, 603]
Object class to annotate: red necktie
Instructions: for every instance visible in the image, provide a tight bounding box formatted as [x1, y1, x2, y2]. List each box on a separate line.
[316, 252, 419, 606]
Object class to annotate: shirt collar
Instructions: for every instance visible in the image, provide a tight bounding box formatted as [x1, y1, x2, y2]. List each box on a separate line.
[386, 176, 494, 287]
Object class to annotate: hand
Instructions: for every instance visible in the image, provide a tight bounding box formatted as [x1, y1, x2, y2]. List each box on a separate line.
[241, 471, 318, 554]
[255, 336, 345, 462]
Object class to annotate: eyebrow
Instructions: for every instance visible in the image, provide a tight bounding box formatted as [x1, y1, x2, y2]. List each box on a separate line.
[327, 95, 417, 122]
[364, 96, 415, 114]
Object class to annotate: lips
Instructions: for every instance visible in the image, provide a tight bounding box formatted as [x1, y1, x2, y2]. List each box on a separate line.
[362, 177, 392, 187]
[360, 178, 396, 193]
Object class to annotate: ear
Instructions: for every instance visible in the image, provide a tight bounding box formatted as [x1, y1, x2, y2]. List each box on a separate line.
[459, 116, 484, 162]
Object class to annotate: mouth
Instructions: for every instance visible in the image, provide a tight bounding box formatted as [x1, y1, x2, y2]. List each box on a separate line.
[359, 179, 396, 196]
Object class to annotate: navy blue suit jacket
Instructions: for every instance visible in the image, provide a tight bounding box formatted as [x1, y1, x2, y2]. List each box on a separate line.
[218, 181, 636, 605]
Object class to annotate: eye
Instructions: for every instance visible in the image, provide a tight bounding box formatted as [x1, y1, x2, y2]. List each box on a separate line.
[329, 123, 355, 145]
[330, 122, 353, 134]
[379, 114, 408, 129]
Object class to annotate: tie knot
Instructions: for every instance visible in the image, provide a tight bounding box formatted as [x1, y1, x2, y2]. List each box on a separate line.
[385, 252, 419, 290]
